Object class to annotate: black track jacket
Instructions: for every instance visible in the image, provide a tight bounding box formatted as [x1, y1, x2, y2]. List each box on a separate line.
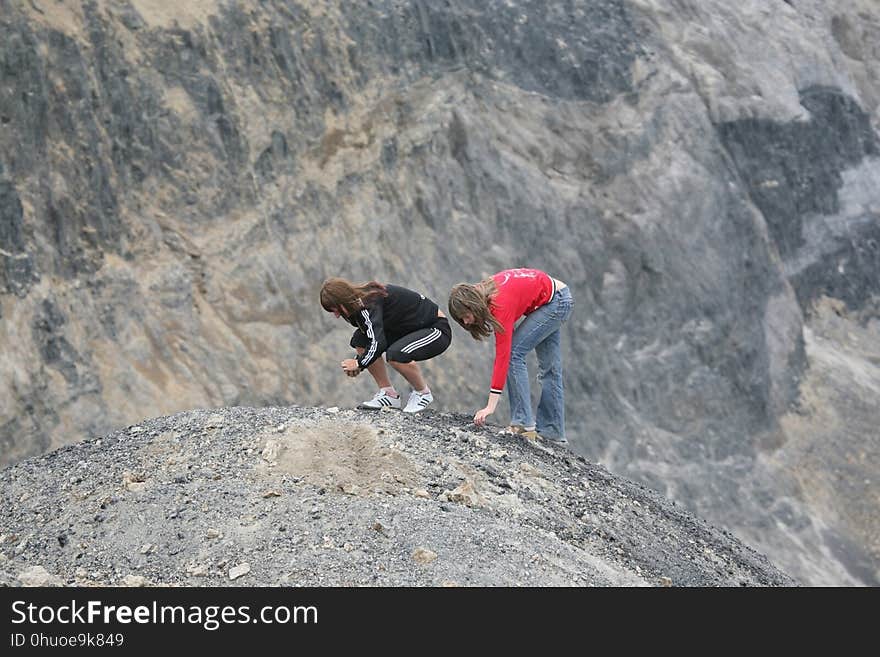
[347, 285, 439, 369]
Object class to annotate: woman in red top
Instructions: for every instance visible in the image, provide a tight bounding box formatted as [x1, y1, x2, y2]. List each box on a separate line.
[448, 268, 573, 442]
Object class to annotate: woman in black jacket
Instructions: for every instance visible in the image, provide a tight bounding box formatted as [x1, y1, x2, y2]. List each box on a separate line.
[320, 277, 451, 413]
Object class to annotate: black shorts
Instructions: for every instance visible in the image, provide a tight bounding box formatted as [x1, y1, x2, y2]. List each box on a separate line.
[351, 317, 452, 363]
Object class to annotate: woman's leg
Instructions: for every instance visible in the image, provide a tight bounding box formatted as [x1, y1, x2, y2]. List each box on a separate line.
[507, 288, 571, 433]
[534, 288, 573, 440]
[388, 360, 426, 391]
[507, 299, 566, 429]
[386, 319, 452, 412]
[506, 342, 534, 429]
[386, 318, 452, 391]
[355, 347, 393, 389]
[534, 328, 564, 439]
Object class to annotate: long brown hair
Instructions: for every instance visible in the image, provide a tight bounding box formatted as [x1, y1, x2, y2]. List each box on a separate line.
[448, 278, 503, 340]
[320, 277, 388, 316]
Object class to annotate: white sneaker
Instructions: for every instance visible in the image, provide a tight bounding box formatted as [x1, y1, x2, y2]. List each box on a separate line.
[358, 390, 401, 410]
[403, 390, 433, 413]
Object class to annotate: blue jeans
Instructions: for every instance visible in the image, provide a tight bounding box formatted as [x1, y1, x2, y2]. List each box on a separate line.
[506, 286, 573, 440]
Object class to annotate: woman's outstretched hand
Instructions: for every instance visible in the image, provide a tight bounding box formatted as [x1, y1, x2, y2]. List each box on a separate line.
[474, 406, 493, 426]
[341, 358, 360, 377]
[474, 393, 500, 426]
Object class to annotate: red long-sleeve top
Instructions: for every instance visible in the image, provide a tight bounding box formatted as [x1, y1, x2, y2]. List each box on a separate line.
[488, 268, 556, 394]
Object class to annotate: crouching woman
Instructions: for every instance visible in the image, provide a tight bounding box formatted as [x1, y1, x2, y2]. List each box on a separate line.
[320, 277, 451, 413]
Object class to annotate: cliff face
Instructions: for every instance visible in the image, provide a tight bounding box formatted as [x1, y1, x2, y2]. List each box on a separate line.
[0, 0, 877, 585]
[0, 407, 793, 587]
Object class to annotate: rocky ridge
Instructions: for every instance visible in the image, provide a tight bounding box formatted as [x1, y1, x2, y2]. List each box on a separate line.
[0, 406, 793, 587]
[1, 0, 878, 585]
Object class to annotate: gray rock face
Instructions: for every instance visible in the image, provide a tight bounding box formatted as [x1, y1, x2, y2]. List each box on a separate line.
[0, 406, 793, 587]
[0, 1, 878, 585]
[718, 87, 880, 312]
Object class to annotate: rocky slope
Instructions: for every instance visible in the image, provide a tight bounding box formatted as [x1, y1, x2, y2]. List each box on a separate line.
[0, 406, 793, 587]
[0, 1, 877, 584]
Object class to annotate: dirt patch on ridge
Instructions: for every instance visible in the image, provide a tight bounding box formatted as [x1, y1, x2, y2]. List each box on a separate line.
[258, 420, 420, 496]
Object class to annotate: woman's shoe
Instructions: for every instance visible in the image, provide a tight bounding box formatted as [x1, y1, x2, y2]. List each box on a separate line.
[499, 425, 540, 440]
[403, 390, 433, 413]
[358, 390, 402, 410]
[498, 424, 523, 434]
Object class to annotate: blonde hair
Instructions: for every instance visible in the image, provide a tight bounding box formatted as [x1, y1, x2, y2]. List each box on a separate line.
[320, 277, 387, 316]
[448, 278, 503, 340]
